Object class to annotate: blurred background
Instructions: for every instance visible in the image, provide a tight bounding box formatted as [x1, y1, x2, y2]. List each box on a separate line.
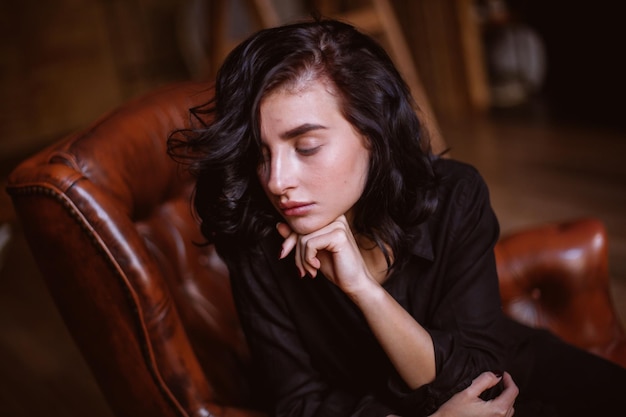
[0, 0, 624, 415]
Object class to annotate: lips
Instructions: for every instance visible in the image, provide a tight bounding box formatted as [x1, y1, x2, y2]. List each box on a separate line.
[278, 201, 314, 216]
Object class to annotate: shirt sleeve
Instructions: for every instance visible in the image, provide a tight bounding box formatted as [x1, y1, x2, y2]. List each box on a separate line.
[387, 164, 507, 415]
[226, 242, 397, 417]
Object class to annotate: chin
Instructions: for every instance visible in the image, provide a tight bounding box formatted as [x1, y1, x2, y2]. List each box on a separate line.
[286, 217, 330, 236]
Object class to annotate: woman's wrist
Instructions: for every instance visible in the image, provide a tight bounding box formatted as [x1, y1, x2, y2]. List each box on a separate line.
[347, 278, 387, 309]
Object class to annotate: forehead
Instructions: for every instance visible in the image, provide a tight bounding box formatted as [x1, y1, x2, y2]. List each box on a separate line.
[260, 80, 341, 124]
[263, 74, 339, 104]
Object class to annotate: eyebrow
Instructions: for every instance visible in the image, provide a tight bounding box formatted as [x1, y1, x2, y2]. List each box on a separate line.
[280, 123, 327, 140]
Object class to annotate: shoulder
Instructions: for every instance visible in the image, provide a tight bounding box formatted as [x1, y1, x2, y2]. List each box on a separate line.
[433, 157, 484, 185]
[432, 158, 490, 206]
[429, 158, 498, 237]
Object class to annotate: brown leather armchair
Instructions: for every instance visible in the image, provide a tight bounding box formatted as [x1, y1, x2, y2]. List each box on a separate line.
[495, 218, 626, 368]
[6, 82, 626, 417]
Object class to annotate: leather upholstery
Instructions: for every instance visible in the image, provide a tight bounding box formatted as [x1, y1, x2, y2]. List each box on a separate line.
[7, 82, 259, 417]
[495, 218, 626, 368]
[6, 82, 626, 417]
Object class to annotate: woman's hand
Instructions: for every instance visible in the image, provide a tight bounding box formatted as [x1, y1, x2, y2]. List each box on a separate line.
[277, 216, 376, 296]
[431, 371, 518, 417]
[277, 217, 437, 389]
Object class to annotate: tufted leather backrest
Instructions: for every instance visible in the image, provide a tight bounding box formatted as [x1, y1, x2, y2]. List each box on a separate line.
[495, 218, 626, 368]
[7, 82, 261, 417]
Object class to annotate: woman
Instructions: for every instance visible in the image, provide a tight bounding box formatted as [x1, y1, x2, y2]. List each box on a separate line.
[169, 18, 625, 417]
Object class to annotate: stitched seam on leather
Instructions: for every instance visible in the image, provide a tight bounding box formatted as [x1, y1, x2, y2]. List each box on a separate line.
[7, 183, 190, 417]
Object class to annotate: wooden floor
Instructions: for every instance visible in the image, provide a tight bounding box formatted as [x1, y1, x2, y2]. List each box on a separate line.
[0, 108, 625, 416]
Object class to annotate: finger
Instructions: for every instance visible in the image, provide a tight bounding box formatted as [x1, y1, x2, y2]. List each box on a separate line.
[304, 256, 320, 278]
[295, 235, 320, 278]
[301, 241, 321, 278]
[299, 228, 348, 280]
[495, 372, 519, 406]
[277, 227, 298, 260]
[276, 222, 292, 238]
[464, 371, 502, 397]
[294, 236, 306, 277]
[501, 372, 516, 389]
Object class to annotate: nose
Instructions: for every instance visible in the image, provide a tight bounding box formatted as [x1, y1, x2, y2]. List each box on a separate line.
[264, 151, 297, 195]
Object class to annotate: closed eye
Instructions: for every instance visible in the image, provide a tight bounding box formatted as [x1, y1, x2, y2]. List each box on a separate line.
[296, 146, 321, 156]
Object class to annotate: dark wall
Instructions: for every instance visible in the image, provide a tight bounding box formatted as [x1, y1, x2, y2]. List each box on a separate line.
[518, 1, 626, 129]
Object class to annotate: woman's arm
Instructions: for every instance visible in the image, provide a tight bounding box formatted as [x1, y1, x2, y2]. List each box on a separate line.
[226, 245, 397, 417]
[351, 277, 436, 389]
[277, 164, 510, 412]
[277, 217, 436, 389]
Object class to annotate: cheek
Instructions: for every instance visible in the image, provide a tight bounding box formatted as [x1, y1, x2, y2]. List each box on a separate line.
[346, 149, 370, 187]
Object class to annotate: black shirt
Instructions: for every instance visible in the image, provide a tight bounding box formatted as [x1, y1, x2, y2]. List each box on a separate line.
[225, 158, 530, 417]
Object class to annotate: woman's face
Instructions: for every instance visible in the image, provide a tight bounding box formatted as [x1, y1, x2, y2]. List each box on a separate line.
[258, 80, 371, 235]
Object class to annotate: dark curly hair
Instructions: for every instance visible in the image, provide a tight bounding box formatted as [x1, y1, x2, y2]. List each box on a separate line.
[168, 18, 440, 270]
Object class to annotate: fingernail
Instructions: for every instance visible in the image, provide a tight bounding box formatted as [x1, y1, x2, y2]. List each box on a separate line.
[492, 370, 503, 378]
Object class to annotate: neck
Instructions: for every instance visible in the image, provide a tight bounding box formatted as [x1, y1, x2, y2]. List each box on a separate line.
[357, 236, 392, 284]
